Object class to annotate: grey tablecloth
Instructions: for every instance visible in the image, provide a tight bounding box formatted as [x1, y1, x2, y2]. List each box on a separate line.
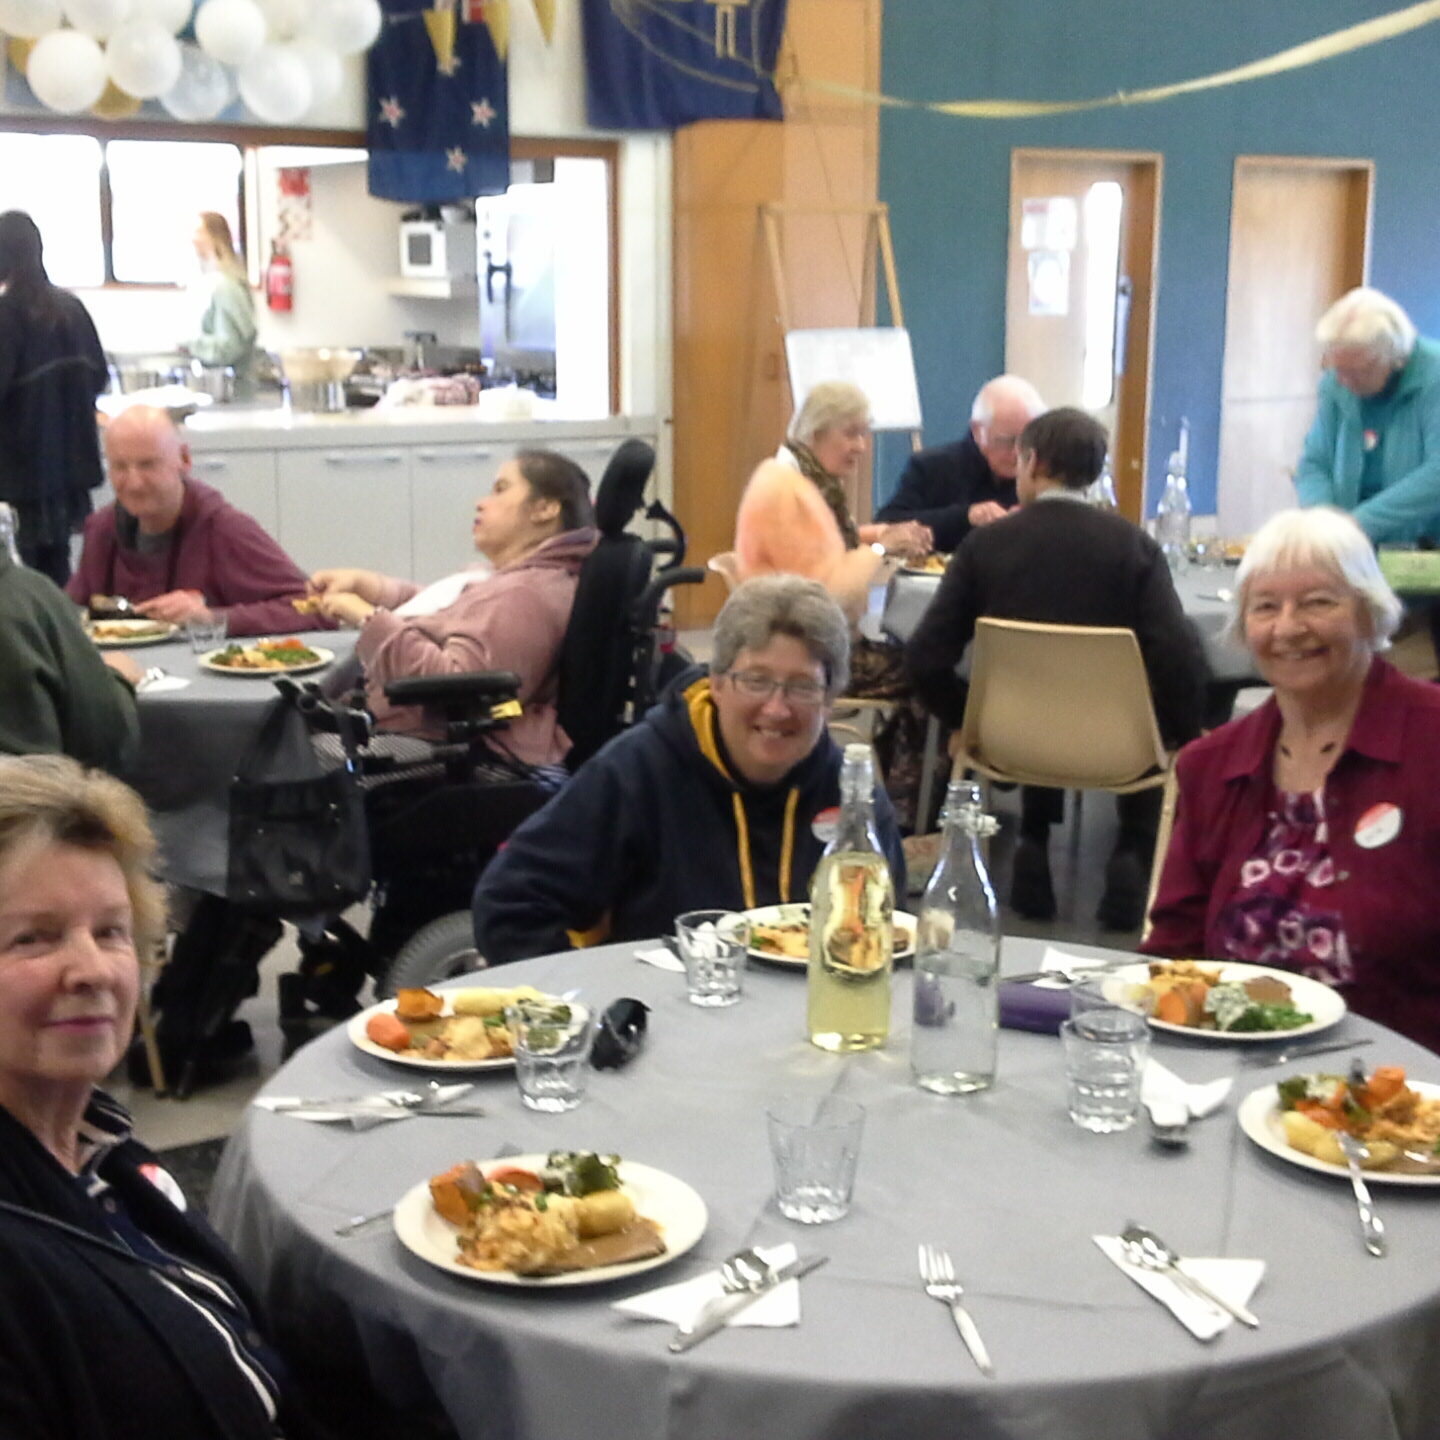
[131, 632, 359, 894]
[879, 565, 1257, 684]
[211, 937, 1440, 1440]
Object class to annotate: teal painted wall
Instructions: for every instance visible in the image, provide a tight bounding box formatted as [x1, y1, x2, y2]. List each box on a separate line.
[875, 1, 1440, 516]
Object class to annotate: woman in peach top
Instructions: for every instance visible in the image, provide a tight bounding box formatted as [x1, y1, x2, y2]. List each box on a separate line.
[734, 381, 934, 826]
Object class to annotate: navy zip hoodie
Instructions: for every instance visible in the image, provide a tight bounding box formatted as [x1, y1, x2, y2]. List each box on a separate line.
[473, 670, 906, 963]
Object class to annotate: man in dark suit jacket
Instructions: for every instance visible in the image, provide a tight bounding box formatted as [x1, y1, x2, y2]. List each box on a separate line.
[905, 408, 1206, 930]
[876, 374, 1044, 552]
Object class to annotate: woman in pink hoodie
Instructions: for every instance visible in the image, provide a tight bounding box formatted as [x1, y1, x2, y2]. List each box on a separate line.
[310, 449, 596, 765]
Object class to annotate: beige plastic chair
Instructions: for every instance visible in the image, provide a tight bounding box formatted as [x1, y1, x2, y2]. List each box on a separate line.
[951, 617, 1172, 797]
[707, 551, 741, 593]
[1140, 768, 1180, 944]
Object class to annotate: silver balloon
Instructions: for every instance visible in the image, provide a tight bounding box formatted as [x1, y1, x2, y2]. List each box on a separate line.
[157, 38, 234, 120]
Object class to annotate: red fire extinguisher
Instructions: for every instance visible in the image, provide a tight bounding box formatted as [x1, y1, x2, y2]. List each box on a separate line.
[265, 243, 293, 313]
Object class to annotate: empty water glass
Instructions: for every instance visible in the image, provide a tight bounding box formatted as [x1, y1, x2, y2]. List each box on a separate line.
[766, 1095, 864, 1224]
[185, 611, 228, 654]
[505, 1002, 595, 1113]
[674, 909, 749, 1007]
[1061, 1009, 1150, 1133]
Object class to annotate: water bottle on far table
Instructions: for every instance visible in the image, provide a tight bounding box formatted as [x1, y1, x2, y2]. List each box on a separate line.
[911, 780, 1001, 1095]
[0, 503, 20, 565]
[1154, 452, 1191, 573]
[1088, 462, 1118, 512]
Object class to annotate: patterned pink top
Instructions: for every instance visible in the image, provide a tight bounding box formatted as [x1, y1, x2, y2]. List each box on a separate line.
[1213, 787, 1354, 987]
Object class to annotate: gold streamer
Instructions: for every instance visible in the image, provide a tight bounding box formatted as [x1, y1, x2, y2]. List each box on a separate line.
[423, 3, 458, 73]
[531, 0, 555, 44]
[91, 79, 143, 119]
[485, 0, 511, 61]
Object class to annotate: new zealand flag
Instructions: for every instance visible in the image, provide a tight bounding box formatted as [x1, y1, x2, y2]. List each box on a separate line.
[368, 1, 510, 204]
[581, 0, 788, 130]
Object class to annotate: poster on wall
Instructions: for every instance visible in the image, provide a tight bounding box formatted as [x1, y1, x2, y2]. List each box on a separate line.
[785, 328, 922, 432]
[1027, 250, 1070, 317]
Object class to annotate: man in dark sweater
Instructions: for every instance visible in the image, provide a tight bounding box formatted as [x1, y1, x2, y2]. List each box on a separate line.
[906, 408, 1206, 930]
[875, 374, 1044, 553]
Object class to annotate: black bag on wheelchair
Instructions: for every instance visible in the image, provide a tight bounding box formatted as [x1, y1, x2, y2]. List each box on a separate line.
[226, 693, 371, 918]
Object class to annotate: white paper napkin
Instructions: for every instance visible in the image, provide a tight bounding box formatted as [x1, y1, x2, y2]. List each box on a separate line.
[1034, 946, 1117, 988]
[136, 674, 190, 694]
[253, 1083, 472, 1125]
[635, 944, 684, 973]
[1142, 1059, 1233, 1128]
[1094, 1236, 1264, 1341]
[613, 1243, 801, 1329]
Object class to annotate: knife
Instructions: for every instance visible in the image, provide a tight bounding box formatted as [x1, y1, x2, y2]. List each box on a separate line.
[1001, 959, 1138, 987]
[668, 1254, 828, 1353]
[1242, 1037, 1374, 1068]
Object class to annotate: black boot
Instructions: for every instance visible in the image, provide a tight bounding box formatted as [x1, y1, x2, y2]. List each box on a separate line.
[1010, 835, 1057, 921]
[1097, 846, 1149, 931]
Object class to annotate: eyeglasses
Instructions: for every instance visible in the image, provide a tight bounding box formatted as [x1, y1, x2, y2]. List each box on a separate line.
[983, 429, 1021, 451]
[724, 670, 828, 706]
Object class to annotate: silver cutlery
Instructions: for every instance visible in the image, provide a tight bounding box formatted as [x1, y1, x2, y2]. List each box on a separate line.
[1119, 1224, 1260, 1328]
[269, 1083, 484, 1118]
[1002, 958, 1138, 987]
[1242, 1037, 1373, 1068]
[918, 1243, 994, 1376]
[668, 1252, 827, 1353]
[334, 1204, 398, 1237]
[1146, 1109, 1191, 1149]
[1336, 1134, 1387, 1257]
[137, 666, 167, 693]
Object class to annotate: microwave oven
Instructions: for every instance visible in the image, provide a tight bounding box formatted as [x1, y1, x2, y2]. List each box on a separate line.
[399, 219, 477, 281]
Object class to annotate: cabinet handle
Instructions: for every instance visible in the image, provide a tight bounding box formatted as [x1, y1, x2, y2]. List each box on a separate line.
[415, 448, 495, 462]
[192, 458, 228, 473]
[323, 451, 403, 466]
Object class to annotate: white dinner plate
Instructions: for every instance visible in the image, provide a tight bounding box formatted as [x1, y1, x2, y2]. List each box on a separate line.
[88, 618, 178, 647]
[1238, 1080, 1440, 1188]
[1100, 960, 1345, 1042]
[743, 902, 918, 967]
[347, 995, 583, 1071]
[200, 642, 334, 676]
[393, 1157, 708, 1287]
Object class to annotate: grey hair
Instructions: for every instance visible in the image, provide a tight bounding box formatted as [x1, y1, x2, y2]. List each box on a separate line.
[1229, 507, 1402, 652]
[1316, 287, 1417, 369]
[788, 381, 871, 449]
[971, 374, 1046, 426]
[711, 575, 851, 695]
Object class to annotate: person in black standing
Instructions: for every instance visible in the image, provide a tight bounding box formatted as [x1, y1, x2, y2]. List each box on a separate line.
[0, 211, 109, 586]
[906, 407, 1206, 930]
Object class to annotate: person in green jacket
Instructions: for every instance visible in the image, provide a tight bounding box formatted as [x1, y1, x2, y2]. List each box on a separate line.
[187, 212, 257, 399]
[0, 543, 139, 775]
[1294, 286, 1440, 545]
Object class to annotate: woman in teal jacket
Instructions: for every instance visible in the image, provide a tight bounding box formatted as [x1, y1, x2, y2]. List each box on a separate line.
[1294, 286, 1440, 545]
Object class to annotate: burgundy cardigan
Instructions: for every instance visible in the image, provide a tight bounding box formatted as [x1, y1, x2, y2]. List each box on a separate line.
[1143, 659, 1440, 1053]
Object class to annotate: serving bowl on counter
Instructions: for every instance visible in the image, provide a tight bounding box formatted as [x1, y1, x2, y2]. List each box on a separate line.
[281, 348, 364, 413]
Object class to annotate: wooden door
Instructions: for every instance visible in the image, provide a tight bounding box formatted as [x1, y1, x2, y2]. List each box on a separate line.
[1216, 158, 1372, 536]
[1006, 151, 1161, 522]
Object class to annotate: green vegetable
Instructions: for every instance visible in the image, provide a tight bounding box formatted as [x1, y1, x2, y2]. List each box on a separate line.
[1277, 1076, 1310, 1109]
[1223, 1003, 1314, 1033]
[543, 1151, 621, 1197]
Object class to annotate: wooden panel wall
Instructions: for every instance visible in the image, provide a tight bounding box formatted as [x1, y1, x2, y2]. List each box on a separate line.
[671, 0, 882, 626]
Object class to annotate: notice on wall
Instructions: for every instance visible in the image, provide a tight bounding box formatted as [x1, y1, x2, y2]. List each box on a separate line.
[1027, 250, 1070, 316]
[1021, 196, 1078, 252]
[784, 328, 922, 432]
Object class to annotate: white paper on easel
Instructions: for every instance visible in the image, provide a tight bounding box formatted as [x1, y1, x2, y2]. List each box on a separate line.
[785, 328, 922, 433]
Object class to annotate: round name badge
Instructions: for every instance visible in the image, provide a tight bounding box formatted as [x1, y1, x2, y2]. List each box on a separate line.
[812, 806, 839, 845]
[1354, 802, 1402, 850]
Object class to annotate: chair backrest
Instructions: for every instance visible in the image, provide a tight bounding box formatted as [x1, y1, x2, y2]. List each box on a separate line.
[1141, 767, 1180, 943]
[707, 551, 741, 593]
[955, 618, 1167, 790]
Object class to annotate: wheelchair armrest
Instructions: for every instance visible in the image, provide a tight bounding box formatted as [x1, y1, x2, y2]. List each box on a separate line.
[630, 566, 705, 622]
[383, 670, 522, 708]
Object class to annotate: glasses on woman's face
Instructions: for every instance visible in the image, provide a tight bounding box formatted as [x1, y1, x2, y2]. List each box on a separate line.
[725, 669, 828, 707]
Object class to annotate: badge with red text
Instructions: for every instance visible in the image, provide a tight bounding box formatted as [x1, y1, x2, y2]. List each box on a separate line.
[1354, 802, 1402, 850]
[812, 806, 839, 845]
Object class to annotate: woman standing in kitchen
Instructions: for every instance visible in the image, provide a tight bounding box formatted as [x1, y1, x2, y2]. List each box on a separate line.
[187, 213, 257, 399]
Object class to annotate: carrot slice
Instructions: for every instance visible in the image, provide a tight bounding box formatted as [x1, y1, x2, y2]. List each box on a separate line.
[365, 1011, 412, 1052]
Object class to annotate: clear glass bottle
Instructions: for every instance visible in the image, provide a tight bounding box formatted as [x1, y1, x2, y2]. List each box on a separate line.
[1088, 462, 1118, 512]
[1154, 452, 1191, 573]
[0, 503, 20, 565]
[911, 780, 1001, 1094]
[807, 744, 895, 1052]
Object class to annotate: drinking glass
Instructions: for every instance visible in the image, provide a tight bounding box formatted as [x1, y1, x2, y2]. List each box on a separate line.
[1060, 1009, 1150, 1133]
[185, 611, 228, 654]
[505, 1002, 595, 1113]
[1068, 974, 1146, 1019]
[766, 1095, 864, 1224]
[674, 909, 749, 1008]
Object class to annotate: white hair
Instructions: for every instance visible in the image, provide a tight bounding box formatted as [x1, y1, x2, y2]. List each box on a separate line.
[1316, 287, 1417, 369]
[788, 381, 871, 448]
[971, 374, 1046, 426]
[1230, 507, 1402, 651]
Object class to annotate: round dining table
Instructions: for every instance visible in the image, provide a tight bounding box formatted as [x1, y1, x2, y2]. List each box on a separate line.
[211, 936, 1440, 1440]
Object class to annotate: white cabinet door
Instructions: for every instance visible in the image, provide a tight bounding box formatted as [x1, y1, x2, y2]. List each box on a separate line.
[551, 437, 625, 492]
[187, 451, 280, 535]
[277, 447, 412, 578]
[410, 443, 502, 581]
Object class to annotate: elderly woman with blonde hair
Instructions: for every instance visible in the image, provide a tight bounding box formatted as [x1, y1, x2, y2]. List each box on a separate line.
[1143, 507, 1440, 1051]
[1295, 286, 1440, 545]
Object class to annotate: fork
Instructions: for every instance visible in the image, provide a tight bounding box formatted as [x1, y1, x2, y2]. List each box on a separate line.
[1336, 1133, 1387, 1258]
[918, 1244, 993, 1376]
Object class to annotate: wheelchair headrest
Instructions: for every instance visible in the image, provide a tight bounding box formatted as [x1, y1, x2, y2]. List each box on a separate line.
[593, 439, 656, 538]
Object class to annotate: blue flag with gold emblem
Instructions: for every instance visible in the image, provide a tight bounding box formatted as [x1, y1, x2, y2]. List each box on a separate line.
[368, 0, 510, 203]
[581, 0, 788, 129]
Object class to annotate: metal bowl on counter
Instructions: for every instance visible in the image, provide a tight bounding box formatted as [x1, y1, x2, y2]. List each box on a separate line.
[281, 348, 363, 413]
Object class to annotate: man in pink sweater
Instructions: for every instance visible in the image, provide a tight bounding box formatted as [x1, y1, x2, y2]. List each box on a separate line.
[67, 406, 324, 637]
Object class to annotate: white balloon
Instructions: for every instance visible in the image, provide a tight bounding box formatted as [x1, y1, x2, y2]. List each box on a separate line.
[106, 18, 180, 97]
[237, 41, 310, 123]
[158, 38, 233, 119]
[60, 0, 130, 39]
[288, 36, 339, 108]
[300, 0, 379, 57]
[0, 0, 62, 38]
[255, 0, 304, 41]
[127, 0, 192, 33]
[25, 27, 106, 111]
[194, 0, 264, 65]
